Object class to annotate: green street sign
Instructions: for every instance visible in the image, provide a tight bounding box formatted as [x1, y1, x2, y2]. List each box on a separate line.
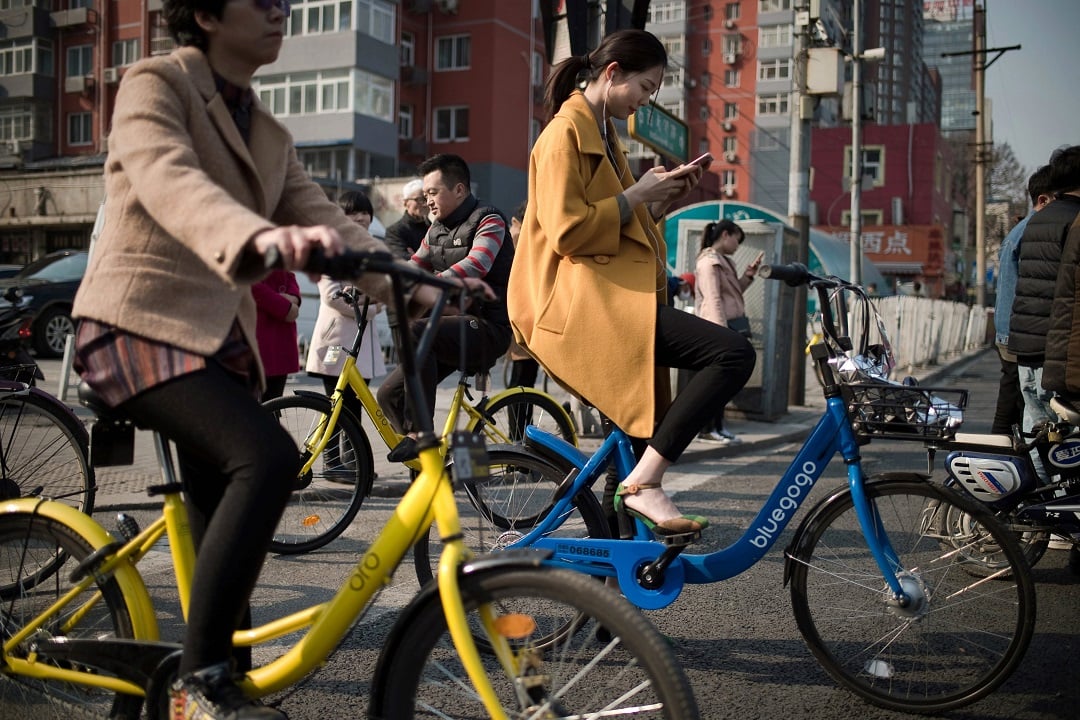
[628, 103, 689, 164]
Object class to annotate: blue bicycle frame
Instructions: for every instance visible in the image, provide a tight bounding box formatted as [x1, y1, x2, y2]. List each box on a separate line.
[520, 389, 906, 611]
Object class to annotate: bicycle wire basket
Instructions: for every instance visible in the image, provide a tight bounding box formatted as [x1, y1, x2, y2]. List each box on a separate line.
[0, 363, 39, 386]
[842, 381, 968, 441]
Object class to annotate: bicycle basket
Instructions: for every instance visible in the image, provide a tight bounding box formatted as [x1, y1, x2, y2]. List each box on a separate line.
[0, 363, 39, 385]
[843, 382, 968, 441]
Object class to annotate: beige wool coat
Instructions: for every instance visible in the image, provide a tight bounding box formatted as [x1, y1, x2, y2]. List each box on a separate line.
[73, 47, 390, 390]
[508, 92, 671, 438]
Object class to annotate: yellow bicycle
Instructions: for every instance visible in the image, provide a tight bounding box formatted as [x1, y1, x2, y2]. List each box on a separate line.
[0, 251, 698, 719]
[264, 288, 576, 554]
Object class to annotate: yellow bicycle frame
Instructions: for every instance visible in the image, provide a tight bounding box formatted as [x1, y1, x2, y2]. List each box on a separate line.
[0, 438, 516, 718]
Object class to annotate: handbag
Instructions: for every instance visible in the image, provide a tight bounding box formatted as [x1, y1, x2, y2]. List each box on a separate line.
[727, 315, 752, 340]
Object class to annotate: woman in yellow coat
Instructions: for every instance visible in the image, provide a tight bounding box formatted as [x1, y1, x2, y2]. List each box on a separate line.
[509, 29, 756, 537]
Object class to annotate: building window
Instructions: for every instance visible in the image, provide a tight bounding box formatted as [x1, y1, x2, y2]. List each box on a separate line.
[435, 35, 471, 71]
[702, 38, 712, 55]
[699, 105, 710, 121]
[111, 38, 140, 67]
[724, 102, 737, 120]
[298, 146, 351, 180]
[150, 14, 175, 55]
[759, 0, 792, 11]
[757, 93, 789, 115]
[663, 66, 684, 89]
[532, 51, 544, 87]
[68, 112, 92, 146]
[840, 209, 884, 226]
[0, 38, 52, 76]
[698, 138, 710, 156]
[725, 3, 740, 20]
[661, 100, 685, 120]
[254, 68, 392, 122]
[647, 1, 685, 24]
[434, 106, 469, 142]
[662, 35, 684, 57]
[66, 45, 92, 78]
[70, 0, 92, 8]
[700, 71, 711, 87]
[361, 0, 396, 42]
[401, 31, 415, 66]
[723, 69, 739, 87]
[758, 58, 791, 81]
[759, 25, 792, 48]
[721, 169, 736, 188]
[0, 104, 35, 142]
[722, 34, 742, 55]
[723, 136, 737, 154]
[398, 104, 413, 138]
[844, 145, 886, 187]
[702, 5, 712, 21]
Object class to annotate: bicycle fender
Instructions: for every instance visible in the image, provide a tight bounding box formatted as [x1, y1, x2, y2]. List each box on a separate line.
[0, 497, 159, 640]
[28, 386, 90, 445]
[782, 472, 929, 587]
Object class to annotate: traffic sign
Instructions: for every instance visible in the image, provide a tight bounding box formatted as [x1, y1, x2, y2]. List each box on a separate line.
[628, 103, 689, 164]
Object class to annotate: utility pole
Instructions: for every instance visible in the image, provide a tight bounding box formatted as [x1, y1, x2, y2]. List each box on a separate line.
[942, 4, 1019, 306]
[787, 3, 812, 407]
[849, 0, 863, 287]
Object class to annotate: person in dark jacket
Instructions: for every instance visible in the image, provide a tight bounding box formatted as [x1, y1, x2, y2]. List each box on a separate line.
[376, 154, 514, 460]
[383, 178, 430, 260]
[1008, 145, 1080, 434]
[1040, 148, 1080, 400]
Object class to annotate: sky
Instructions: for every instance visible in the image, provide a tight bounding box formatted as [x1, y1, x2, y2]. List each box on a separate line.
[984, 0, 1080, 174]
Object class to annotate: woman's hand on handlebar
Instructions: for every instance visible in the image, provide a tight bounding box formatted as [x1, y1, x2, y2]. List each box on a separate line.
[253, 225, 344, 281]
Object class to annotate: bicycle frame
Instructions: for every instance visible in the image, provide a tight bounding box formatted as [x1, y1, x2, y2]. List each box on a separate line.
[520, 389, 908, 611]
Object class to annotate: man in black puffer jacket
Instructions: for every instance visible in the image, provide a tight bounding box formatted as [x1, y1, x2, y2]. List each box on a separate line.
[1042, 146, 1080, 399]
[376, 153, 514, 460]
[1009, 145, 1080, 432]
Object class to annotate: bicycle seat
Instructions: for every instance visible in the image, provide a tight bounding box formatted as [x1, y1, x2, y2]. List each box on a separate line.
[1051, 395, 1080, 425]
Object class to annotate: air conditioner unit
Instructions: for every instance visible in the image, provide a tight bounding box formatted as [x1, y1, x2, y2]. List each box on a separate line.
[103, 67, 119, 84]
[724, 19, 737, 29]
[723, 186, 736, 198]
[723, 52, 737, 64]
[724, 151, 737, 163]
[721, 120, 734, 132]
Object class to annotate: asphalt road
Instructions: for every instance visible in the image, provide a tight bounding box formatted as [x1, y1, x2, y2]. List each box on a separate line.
[18, 351, 1080, 719]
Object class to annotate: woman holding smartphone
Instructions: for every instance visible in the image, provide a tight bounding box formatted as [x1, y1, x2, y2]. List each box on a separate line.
[508, 29, 756, 538]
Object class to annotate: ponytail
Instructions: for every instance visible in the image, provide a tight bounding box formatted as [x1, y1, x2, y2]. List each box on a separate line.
[544, 54, 592, 119]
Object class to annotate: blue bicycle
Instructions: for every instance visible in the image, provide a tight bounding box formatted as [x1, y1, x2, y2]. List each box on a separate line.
[416, 263, 1037, 714]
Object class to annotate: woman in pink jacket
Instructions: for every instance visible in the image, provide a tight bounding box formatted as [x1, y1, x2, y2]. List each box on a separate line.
[694, 219, 762, 443]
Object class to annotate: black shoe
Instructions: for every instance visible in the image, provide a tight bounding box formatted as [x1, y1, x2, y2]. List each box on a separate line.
[170, 662, 285, 719]
[386, 436, 419, 463]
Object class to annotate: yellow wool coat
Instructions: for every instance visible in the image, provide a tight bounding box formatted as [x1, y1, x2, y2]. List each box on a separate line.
[508, 92, 670, 438]
[73, 47, 390, 390]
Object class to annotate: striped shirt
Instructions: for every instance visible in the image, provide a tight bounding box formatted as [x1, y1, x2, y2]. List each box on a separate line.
[411, 213, 506, 279]
[74, 319, 258, 407]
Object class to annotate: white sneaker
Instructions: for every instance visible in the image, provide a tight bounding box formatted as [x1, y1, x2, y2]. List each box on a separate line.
[1048, 535, 1074, 551]
[717, 429, 741, 444]
[698, 430, 729, 443]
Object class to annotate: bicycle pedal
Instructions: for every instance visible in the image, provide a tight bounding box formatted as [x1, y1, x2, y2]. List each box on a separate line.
[656, 529, 701, 547]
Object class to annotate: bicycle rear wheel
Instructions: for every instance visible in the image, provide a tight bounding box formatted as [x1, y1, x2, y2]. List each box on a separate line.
[0, 391, 94, 514]
[413, 448, 608, 587]
[788, 476, 1036, 713]
[372, 566, 698, 719]
[264, 393, 374, 554]
[0, 512, 141, 720]
[472, 389, 576, 446]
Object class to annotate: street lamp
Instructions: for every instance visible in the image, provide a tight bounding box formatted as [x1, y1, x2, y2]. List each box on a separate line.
[849, 0, 884, 286]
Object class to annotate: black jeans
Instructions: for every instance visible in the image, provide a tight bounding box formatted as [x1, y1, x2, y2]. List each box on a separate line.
[376, 315, 511, 434]
[119, 362, 299, 675]
[649, 303, 755, 460]
[992, 347, 1025, 434]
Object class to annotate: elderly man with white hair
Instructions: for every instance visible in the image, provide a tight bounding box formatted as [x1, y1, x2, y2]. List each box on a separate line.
[384, 177, 430, 259]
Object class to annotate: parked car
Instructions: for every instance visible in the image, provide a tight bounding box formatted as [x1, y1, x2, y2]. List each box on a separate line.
[0, 265, 21, 279]
[0, 250, 88, 358]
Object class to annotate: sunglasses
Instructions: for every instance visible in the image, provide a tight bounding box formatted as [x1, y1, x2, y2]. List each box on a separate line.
[253, 0, 291, 16]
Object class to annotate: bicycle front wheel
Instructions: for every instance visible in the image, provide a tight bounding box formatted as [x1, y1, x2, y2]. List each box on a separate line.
[0, 512, 141, 720]
[788, 476, 1036, 713]
[372, 566, 698, 719]
[0, 391, 94, 514]
[472, 389, 576, 446]
[413, 447, 609, 587]
[264, 393, 374, 554]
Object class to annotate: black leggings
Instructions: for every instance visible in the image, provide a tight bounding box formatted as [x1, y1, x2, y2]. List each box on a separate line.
[119, 362, 299, 674]
[648, 303, 755, 460]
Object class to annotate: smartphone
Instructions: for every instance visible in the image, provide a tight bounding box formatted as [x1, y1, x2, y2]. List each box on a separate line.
[688, 152, 714, 167]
